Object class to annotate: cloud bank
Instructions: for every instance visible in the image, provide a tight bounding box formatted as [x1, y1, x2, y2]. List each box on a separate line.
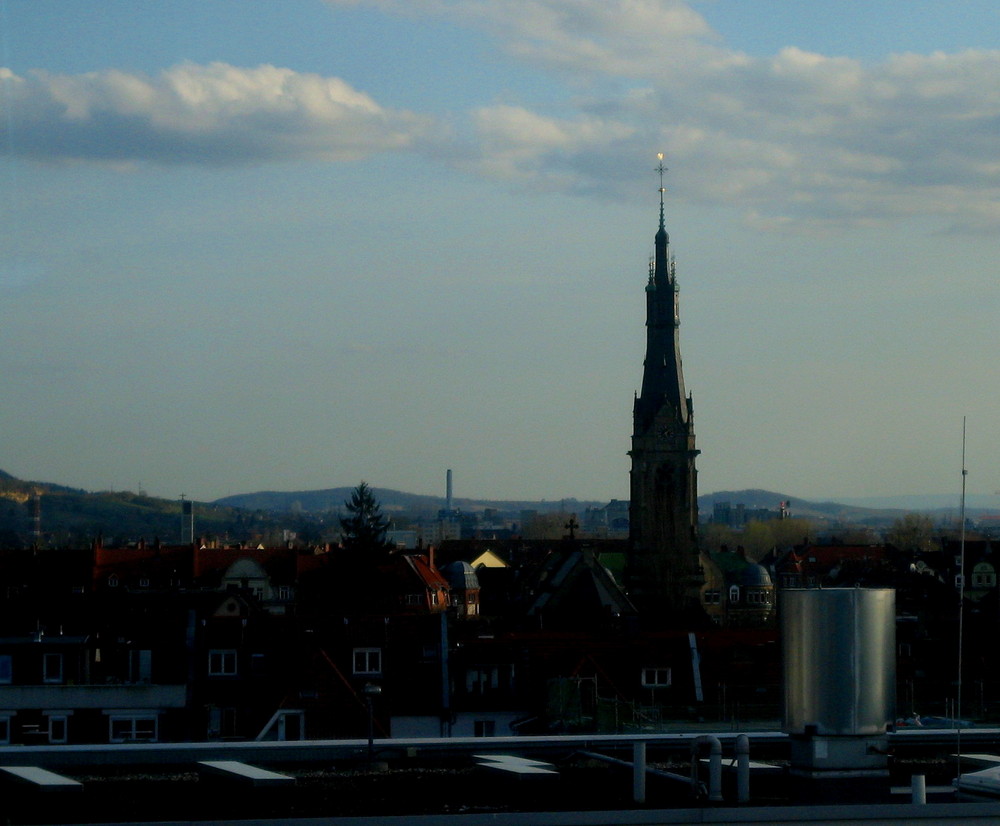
[4, 0, 1000, 230]
[0, 62, 431, 165]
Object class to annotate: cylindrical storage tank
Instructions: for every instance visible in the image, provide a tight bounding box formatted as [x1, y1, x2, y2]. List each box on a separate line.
[782, 588, 895, 736]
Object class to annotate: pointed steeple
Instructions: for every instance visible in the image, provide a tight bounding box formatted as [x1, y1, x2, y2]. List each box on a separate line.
[636, 155, 686, 431]
[628, 155, 702, 625]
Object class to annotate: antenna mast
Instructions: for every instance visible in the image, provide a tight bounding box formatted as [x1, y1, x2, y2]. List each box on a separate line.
[956, 417, 968, 783]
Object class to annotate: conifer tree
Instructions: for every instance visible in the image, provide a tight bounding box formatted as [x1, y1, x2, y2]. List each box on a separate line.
[339, 481, 392, 556]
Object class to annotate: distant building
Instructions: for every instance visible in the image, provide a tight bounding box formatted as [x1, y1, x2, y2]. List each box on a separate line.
[711, 500, 786, 527]
[702, 546, 776, 628]
[417, 518, 460, 547]
[581, 500, 630, 539]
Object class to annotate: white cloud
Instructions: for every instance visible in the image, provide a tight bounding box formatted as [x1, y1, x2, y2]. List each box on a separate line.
[6, 3, 1000, 230]
[327, 0, 721, 77]
[325, 1, 1000, 230]
[469, 105, 635, 182]
[0, 62, 432, 165]
[418, 0, 1000, 230]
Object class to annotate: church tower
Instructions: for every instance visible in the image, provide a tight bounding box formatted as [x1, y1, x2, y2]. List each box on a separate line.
[628, 157, 703, 623]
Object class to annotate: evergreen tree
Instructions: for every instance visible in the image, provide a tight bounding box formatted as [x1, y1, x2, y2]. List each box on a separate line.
[339, 482, 392, 556]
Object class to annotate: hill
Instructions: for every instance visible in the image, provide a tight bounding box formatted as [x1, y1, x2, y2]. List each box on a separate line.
[0, 471, 254, 547]
[698, 489, 998, 527]
[2, 468, 996, 549]
[213, 487, 604, 516]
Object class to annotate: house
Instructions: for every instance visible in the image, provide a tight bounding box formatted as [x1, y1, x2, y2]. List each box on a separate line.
[702, 546, 776, 628]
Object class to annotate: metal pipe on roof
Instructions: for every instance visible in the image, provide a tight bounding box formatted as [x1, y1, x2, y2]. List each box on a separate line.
[691, 735, 723, 802]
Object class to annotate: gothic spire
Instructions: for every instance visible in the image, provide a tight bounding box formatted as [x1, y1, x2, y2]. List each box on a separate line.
[636, 154, 686, 428]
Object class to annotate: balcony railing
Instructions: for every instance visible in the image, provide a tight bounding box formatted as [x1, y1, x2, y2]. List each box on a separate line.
[0, 683, 186, 709]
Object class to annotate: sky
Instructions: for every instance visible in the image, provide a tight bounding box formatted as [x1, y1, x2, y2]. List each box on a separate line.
[1, 0, 998, 507]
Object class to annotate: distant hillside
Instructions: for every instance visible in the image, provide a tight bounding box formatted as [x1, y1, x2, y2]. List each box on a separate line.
[699, 489, 1000, 525]
[698, 489, 902, 525]
[214, 486, 604, 516]
[3, 467, 997, 550]
[0, 470, 254, 547]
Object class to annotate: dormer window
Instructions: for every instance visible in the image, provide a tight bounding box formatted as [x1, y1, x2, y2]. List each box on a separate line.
[208, 650, 237, 677]
[353, 648, 382, 675]
[108, 574, 119, 588]
[641, 667, 672, 687]
[43, 653, 63, 684]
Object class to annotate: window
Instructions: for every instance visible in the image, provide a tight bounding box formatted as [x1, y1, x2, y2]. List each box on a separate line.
[0, 654, 11, 684]
[277, 710, 303, 741]
[728, 585, 741, 603]
[206, 706, 237, 738]
[221, 707, 237, 738]
[703, 590, 721, 605]
[0, 716, 10, 745]
[208, 649, 237, 676]
[972, 565, 996, 588]
[109, 715, 158, 743]
[43, 653, 63, 684]
[404, 594, 423, 606]
[353, 648, 382, 675]
[641, 667, 672, 688]
[128, 649, 152, 683]
[474, 720, 496, 737]
[277, 585, 292, 600]
[46, 714, 69, 744]
[466, 666, 499, 695]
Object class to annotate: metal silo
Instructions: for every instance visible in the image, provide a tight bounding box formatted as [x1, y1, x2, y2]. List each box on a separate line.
[782, 588, 895, 776]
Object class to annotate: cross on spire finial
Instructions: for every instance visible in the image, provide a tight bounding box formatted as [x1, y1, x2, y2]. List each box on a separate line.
[655, 153, 667, 228]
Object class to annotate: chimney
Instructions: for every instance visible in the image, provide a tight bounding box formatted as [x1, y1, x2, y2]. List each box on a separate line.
[446, 469, 453, 513]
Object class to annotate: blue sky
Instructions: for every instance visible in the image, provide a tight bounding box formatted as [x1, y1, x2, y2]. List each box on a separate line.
[1, 0, 998, 507]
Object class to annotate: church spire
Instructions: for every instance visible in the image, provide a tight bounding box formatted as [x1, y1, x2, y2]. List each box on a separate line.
[628, 156, 702, 625]
[636, 155, 685, 429]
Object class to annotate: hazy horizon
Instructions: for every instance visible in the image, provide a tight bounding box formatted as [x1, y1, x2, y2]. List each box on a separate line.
[3, 1, 998, 506]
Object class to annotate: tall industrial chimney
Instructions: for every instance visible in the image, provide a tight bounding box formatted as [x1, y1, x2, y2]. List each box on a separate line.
[446, 469, 453, 513]
[180, 496, 194, 544]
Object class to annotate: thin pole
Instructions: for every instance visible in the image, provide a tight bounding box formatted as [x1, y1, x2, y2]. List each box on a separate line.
[956, 417, 968, 785]
[367, 695, 374, 764]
